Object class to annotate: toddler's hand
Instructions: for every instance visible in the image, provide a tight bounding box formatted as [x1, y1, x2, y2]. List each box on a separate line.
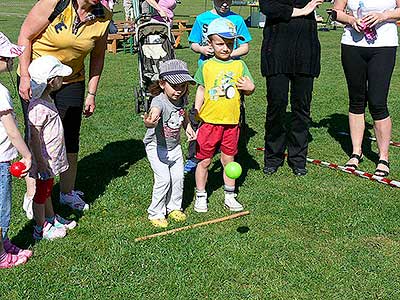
[236, 76, 255, 94]
[142, 111, 160, 128]
[185, 124, 197, 141]
[19, 157, 32, 178]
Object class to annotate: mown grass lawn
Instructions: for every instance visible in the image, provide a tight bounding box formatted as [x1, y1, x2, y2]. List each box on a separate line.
[0, 1, 400, 299]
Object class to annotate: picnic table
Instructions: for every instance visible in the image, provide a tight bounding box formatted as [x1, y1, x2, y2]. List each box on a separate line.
[107, 21, 135, 54]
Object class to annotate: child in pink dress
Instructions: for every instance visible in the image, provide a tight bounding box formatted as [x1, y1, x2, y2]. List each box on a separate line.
[28, 56, 77, 241]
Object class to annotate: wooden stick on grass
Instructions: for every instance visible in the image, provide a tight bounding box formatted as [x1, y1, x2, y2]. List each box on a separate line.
[135, 210, 250, 242]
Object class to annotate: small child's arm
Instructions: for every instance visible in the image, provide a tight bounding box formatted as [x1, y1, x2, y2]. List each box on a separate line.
[142, 106, 161, 128]
[194, 85, 205, 111]
[183, 112, 196, 141]
[0, 110, 32, 176]
[236, 76, 255, 96]
[29, 124, 48, 174]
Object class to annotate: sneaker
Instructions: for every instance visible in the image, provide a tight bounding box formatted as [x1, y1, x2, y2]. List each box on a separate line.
[224, 193, 243, 212]
[194, 191, 208, 213]
[168, 210, 186, 222]
[43, 222, 67, 240]
[0, 252, 27, 269]
[33, 222, 67, 241]
[184, 159, 198, 174]
[53, 214, 77, 230]
[149, 218, 168, 228]
[3, 238, 33, 259]
[60, 190, 89, 211]
[23, 193, 33, 220]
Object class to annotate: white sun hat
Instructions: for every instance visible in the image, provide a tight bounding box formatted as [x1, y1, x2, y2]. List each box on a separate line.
[0, 32, 25, 58]
[28, 55, 72, 99]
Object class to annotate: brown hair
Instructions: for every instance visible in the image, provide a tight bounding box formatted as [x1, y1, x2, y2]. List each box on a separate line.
[148, 80, 163, 96]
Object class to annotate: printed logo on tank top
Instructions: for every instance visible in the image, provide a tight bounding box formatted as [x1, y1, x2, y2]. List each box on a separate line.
[55, 15, 68, 33]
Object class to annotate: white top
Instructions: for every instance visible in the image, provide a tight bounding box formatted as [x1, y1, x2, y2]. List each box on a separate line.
[341, 0, 398, 47]
[0, 83, 18, 162]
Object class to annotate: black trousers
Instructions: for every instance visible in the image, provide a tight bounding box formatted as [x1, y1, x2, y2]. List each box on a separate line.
[341, 44, 396, 120]
[264, 74, 314, 169]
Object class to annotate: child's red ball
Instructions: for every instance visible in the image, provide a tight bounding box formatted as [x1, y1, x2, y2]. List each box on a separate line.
[10, 161, 26, 178]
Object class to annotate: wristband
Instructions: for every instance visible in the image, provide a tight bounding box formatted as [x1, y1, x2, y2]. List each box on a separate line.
[87, 91, 96, 96]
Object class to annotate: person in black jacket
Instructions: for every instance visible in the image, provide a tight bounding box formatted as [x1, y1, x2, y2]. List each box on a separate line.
[260, 0, 323, 176]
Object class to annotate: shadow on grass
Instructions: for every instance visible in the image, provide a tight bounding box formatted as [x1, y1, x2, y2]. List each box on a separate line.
[182, 122, 259, 211]
[312, 113, 377, 162]
[11, 138, 145, 249]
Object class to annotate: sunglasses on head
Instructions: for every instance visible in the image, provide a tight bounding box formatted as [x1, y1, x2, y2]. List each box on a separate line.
[215, 0, 231, 6]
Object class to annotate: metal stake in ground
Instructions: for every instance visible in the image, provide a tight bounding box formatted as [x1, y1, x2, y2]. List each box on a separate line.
[337, 131, 400, 148]
[253, 147, 400, 189]
[135, 211, 250, 242]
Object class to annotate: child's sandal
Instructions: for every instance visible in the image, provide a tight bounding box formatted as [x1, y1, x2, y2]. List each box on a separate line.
[374, 160, 390, 177]
[344, 153, 363, 169]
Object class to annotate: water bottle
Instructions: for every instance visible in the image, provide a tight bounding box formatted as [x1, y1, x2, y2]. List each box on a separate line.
[357, 1, 377, 43]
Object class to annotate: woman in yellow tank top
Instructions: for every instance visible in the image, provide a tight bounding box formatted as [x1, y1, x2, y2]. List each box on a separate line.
[17, 0, 111, 213]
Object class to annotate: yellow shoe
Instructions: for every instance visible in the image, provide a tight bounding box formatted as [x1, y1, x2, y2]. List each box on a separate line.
[149, 218, 168, 228]
[168, 210, 186, 222]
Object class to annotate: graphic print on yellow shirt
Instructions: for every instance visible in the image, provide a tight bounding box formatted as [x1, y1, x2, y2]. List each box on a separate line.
[194, 58, 253, 125]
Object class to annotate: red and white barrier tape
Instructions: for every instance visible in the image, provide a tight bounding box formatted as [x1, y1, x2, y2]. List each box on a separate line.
[254, 147, 400, 188]
[337, 131, 400, 148]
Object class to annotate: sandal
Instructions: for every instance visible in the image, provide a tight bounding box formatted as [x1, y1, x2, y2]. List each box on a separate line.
[374, 160, 390, 177]
[344, 153, 364, 169]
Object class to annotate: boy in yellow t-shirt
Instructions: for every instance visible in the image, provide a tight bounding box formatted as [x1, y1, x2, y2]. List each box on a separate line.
[193, 18, 255, 213]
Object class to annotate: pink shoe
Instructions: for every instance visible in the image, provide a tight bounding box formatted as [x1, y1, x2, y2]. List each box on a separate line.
[3, 238, 33, 259]
[0, 252, 27, 269]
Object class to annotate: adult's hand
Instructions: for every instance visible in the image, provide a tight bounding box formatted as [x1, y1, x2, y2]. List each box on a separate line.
[19, 75, 32, 101]
[301, 0, 324, 16]
[363, 12, 387, 27]
[83, 94, 96, 118]
[349, 15, 362, 32]
[158, 8, 168, 19]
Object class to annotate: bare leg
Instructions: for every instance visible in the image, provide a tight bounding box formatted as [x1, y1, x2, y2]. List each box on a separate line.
[374, 116, 391, 173]
[195, 158, 211, 191]
[33, 203, 45, 226]
[44, 197, 55, 219]
[60, 153, 78, 194]
[346, 112, 365, 166]
[220, 153, 235, 187]
[25, 176, 36, 198]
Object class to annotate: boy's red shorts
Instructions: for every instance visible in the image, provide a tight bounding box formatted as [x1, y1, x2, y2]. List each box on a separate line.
[195, 123, 240, 160]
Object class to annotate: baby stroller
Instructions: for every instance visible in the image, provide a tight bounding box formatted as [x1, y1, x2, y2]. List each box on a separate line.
[134, 14, 175, 113]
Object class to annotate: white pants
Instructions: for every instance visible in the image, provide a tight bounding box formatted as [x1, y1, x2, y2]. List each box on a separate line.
[145, 142, 184, 219]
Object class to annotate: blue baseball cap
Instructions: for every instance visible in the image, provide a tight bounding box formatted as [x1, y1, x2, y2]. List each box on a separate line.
[207, 18, 244, 41]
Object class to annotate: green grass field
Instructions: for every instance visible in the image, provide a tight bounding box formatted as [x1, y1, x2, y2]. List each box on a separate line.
[1, 1, 400, 299]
